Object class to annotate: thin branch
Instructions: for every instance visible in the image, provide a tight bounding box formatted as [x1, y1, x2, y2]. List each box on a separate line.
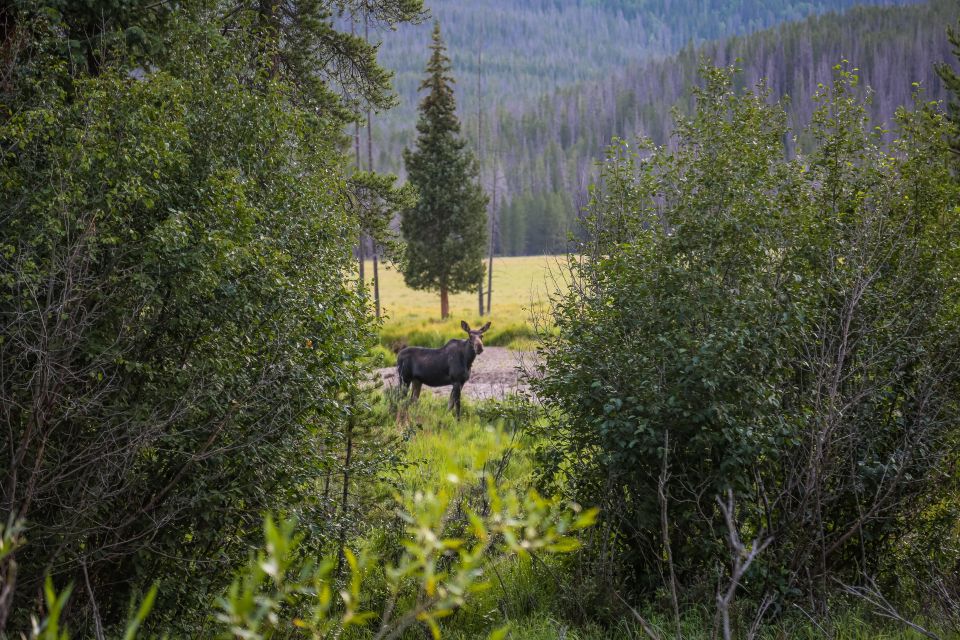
[615, 591, 663, 640]
[837, 578, 942, 640]
[716, 490, 773, 640]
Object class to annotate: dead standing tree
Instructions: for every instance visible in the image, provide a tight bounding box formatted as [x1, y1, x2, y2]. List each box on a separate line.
[714, 490, 772, 640]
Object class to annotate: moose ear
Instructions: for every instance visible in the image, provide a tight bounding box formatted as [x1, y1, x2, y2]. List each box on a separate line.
[461, 320, 471, 333]
[480, 321, 491, 333]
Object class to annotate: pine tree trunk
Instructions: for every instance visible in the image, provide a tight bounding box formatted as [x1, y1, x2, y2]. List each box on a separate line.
[477, 42, 484, 319]
[365, 12, 379, 320]
[440, 285, 449, 319]
[372, 243, 381, 319]
[335, 407, 355, 578]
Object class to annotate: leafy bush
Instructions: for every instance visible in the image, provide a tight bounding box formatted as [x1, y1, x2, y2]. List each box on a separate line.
[0, 8, 404, 634]
[534, 64, 960, 625]
[21, 468, 595, 640]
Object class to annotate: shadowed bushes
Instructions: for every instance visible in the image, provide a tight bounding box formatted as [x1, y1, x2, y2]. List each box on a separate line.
[533, 65, 960, 632]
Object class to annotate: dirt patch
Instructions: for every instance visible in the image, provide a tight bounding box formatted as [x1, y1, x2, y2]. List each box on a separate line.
[378, 346, 541, 400]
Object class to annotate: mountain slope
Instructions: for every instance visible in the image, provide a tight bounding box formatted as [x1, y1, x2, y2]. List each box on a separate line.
[369, 0, 919, 172]
[487, 0, 959, 255]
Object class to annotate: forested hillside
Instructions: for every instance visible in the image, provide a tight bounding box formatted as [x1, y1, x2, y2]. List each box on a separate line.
[485, 0, 959, 255]
[369, 0, 918, 172]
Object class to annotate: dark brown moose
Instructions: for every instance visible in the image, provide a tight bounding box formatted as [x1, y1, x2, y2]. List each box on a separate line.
[396, 320, 491, 418]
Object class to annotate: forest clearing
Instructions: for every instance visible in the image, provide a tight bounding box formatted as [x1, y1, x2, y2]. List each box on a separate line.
[368, 255, 563, 328]
[370, 255, 559, 399]
[4, 0, 960, 638]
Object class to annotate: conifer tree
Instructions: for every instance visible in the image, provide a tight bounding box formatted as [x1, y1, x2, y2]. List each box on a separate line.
[401, 21, 488, 319]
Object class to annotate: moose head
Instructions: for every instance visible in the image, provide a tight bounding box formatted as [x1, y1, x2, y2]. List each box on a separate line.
[461, 320, 491, 355]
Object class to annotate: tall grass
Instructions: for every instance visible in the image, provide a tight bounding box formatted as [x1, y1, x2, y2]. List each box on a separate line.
[388, 392, 533, 491]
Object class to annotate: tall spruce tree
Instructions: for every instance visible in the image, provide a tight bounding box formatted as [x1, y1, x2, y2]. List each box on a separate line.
[402, 21, 488, 319]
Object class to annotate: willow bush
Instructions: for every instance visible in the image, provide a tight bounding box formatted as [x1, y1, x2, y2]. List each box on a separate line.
[534, 65, 960, 626]
[0, 5, 414, 633]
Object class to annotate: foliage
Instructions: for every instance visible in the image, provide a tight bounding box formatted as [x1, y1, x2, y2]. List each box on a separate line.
[349, 171, 418, 264]
[4, 0, 172, 80]
[412, 0, 959, 257]
[0, 1, 420, 634]
[401, 22, 488, 319]
[19, 467, 594, 640]
[534, 63, 960, 627]
[6, 0, 425, 117]
[20, 577, 156, 640]
[214, 473, 594, 640]
[372, 0, 916, 161]
[445, 608, 959, 639]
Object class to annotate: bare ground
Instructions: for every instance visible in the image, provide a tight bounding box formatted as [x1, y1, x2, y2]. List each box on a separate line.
[378, 347, 541, 400]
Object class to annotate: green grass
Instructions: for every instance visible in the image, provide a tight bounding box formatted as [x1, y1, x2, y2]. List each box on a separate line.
[389, 392, 534, 493]
[455, 610, 956, 640]
[364, 256, 568, 354]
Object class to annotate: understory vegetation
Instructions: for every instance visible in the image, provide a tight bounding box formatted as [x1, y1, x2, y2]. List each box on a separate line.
[533, 65, 960, 635]
[3, 0, 960, 638]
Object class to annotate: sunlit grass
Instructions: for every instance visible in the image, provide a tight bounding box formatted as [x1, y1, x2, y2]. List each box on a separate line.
[362, 255, 568, 354]
[388, 392, 533, 494]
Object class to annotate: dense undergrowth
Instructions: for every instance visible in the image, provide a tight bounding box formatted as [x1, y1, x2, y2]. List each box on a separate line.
[387, 397, 960, 640]
[12, 387, 960, 638]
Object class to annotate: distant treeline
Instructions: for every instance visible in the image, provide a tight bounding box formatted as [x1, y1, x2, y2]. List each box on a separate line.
[483, 0, 958, 255]
[372, 0, 918, 171]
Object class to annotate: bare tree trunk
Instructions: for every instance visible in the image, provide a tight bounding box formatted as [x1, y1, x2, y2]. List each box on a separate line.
[358, 235, 366, 292]
[715, 490, 773, 640]
[658, 431, 681, 640]
[373, 247, 381, 318]
[352, 13, 364, 292]
[0, 553, 17, 632]
[82, 558, 105, 640]
[352, 16, 361, 171]
[477, 41, 485, 317]
[487, 162, 496, 314]
[365, 13, 380, 318]
[440, 285, 449, 320]
[336, 414, 355, 578]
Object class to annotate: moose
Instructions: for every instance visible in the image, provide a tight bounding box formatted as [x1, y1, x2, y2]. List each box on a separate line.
[396, 320, 491, 418]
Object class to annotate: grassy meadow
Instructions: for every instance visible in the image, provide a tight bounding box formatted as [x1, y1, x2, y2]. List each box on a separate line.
[365, 255, 569, 362]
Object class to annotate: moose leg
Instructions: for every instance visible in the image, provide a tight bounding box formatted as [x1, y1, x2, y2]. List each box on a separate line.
[448, 383, 463, 419]
[410, 381, 422, 403]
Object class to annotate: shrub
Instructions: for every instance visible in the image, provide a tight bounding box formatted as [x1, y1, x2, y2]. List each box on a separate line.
[0, 13, 390, 634]
[534, 65, 960, 625]
[22, 469, 595, 640]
